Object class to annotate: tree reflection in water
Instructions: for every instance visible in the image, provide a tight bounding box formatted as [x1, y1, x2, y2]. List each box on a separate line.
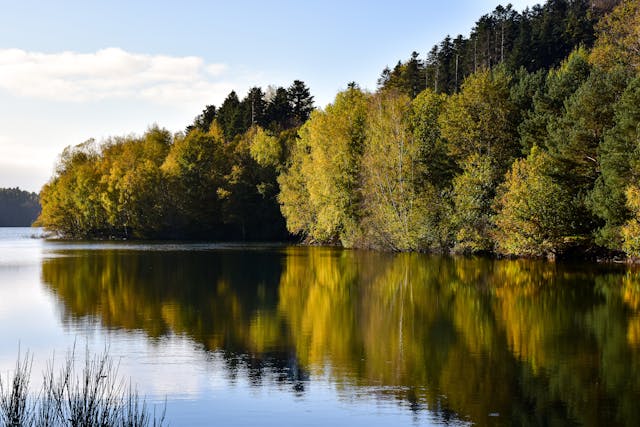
[41, 246, 640, 426]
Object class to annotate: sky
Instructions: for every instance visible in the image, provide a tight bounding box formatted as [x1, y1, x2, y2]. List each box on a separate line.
[0, 0, 540, 192]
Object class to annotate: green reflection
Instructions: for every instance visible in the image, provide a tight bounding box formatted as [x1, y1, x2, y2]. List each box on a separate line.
[41, 247, 640, 426]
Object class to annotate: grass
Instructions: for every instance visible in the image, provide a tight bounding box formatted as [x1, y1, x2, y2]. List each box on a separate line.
[0, 347, 165, 427]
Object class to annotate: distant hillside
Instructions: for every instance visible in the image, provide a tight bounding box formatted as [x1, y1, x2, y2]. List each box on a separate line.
[0, 188, 41, 226]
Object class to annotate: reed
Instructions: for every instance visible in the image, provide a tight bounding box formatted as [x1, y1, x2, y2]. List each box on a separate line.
[0, 347, 165, 427]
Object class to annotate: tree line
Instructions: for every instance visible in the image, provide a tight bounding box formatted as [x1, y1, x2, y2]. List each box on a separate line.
[0, 187, 40, 226]
[37, 0, 640, 258]
[378, 0, 618, 97]
[36, 80, 313, 240]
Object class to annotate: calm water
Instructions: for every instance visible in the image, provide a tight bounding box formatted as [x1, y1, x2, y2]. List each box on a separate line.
[0, 228, 639, 426]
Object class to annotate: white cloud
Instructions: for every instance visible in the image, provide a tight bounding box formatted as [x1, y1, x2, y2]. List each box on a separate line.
[0, 48, 234, 105]
[206, 63, 228, 76]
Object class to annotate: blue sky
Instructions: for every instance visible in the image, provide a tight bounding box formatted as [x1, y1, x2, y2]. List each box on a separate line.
[0, 0, 540, 192]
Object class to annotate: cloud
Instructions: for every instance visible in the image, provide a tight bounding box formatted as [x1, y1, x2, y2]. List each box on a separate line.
[0, 48, 236, 105]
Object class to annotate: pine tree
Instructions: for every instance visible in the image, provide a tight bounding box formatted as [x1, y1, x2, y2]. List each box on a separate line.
[217, 91, 245, 141]
[287, 80, 314, 126]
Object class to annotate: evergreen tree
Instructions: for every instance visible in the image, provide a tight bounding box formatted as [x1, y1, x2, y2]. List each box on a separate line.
[265, 87, 293, 130]
[186, 105, 216, 133]
[591, 75, 640, 249]
[217, 91, 245, 141]
[518, 48, 592, 153]
[241, 87, 267, 128]
[287, 80, 315, 126]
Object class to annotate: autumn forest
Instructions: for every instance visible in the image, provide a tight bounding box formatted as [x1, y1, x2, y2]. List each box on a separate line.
[36, 0, 640, 259]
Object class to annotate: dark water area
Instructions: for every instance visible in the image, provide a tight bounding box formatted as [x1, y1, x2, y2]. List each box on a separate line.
[1, 228, 639, 426]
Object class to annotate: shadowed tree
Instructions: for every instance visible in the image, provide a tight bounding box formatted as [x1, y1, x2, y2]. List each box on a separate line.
[287, 80, 314, 126]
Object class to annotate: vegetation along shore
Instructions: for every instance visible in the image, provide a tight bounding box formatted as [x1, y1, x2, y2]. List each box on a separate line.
[35, 0, 640, 260]
[0, 347, 165, 427]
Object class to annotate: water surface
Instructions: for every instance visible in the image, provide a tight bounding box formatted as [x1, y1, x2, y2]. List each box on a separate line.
[1, 227, 639, 426]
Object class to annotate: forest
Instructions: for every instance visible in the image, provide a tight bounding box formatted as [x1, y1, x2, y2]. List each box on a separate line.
[36, 0, 640, 259]
[0, 187, 40, 226]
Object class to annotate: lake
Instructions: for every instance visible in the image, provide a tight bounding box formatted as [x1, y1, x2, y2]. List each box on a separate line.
[0, 227, 639, 426]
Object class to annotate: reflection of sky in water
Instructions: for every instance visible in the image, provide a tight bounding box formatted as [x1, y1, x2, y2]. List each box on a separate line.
[0, 228, 43, 266]
[0, 229, 453, 426]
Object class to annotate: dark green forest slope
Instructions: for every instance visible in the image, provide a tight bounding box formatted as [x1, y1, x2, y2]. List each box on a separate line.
[0, 188, 40, 226]
[38, 0, 640, 259]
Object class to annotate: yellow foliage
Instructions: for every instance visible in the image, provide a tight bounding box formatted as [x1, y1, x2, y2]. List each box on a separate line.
[40, 244, 640, 424]
[590, 0, 640, 71]
[278, 88, 369, 245]
[627, 317, 640, 347]
[439, 68, 516, 167]
[622, 185, 640, 256]
[494, 146, 575, 257]
[249, 127, 282, 168]
[361, 91, 432, 250]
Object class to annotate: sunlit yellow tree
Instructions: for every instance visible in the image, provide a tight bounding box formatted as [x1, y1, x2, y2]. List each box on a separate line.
[361, 90, 443, 250]
[494, 146, 577, 257]
[439, 68, 518, 252]
[278, 86, 369, 246]
[590, 0, 640, 71]
[37, 140, 108, 237]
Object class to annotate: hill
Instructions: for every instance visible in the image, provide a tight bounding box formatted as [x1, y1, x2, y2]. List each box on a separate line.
[0, 188, 41, 226]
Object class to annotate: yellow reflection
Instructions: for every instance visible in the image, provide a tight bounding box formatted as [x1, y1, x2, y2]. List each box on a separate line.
[41, 247, 640, 427]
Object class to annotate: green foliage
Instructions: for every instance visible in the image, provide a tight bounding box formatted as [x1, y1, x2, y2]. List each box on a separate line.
[38, 140, 109, 238]
[216, 91, 245, 141]
[38, 124, 288, 240]
[378, 51, 426, 98]
[379, 0, 601, 98]
[622, 185, 640, 256]
[409, 89, 456, 188]
[277, 132, 315, 238]
[509, 68, 547, 154]
[249, 127, 282, 168]
[242, 87, 267, 127]
[161, 128, 227, 233]
[219, 127, 287, 240]
[549, 67, 629, 188]
[99, 127, 171, 238]
[265, 87, 293, 130]
[278, 86, 368, 245]
[361, 91, 446, 251]
[186, 104, 216, 133]
[451, 154, 497, 253]
[38, 0, 640, 259]
[435, 67, 519, 254]
[440, 67, 518, 170]
[518, 48, 592, 153]
[591, 76, 640, 249]
[288, 80, 314, 126]
[494, 146, 578, 257]
[544, 67, 630, 247]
